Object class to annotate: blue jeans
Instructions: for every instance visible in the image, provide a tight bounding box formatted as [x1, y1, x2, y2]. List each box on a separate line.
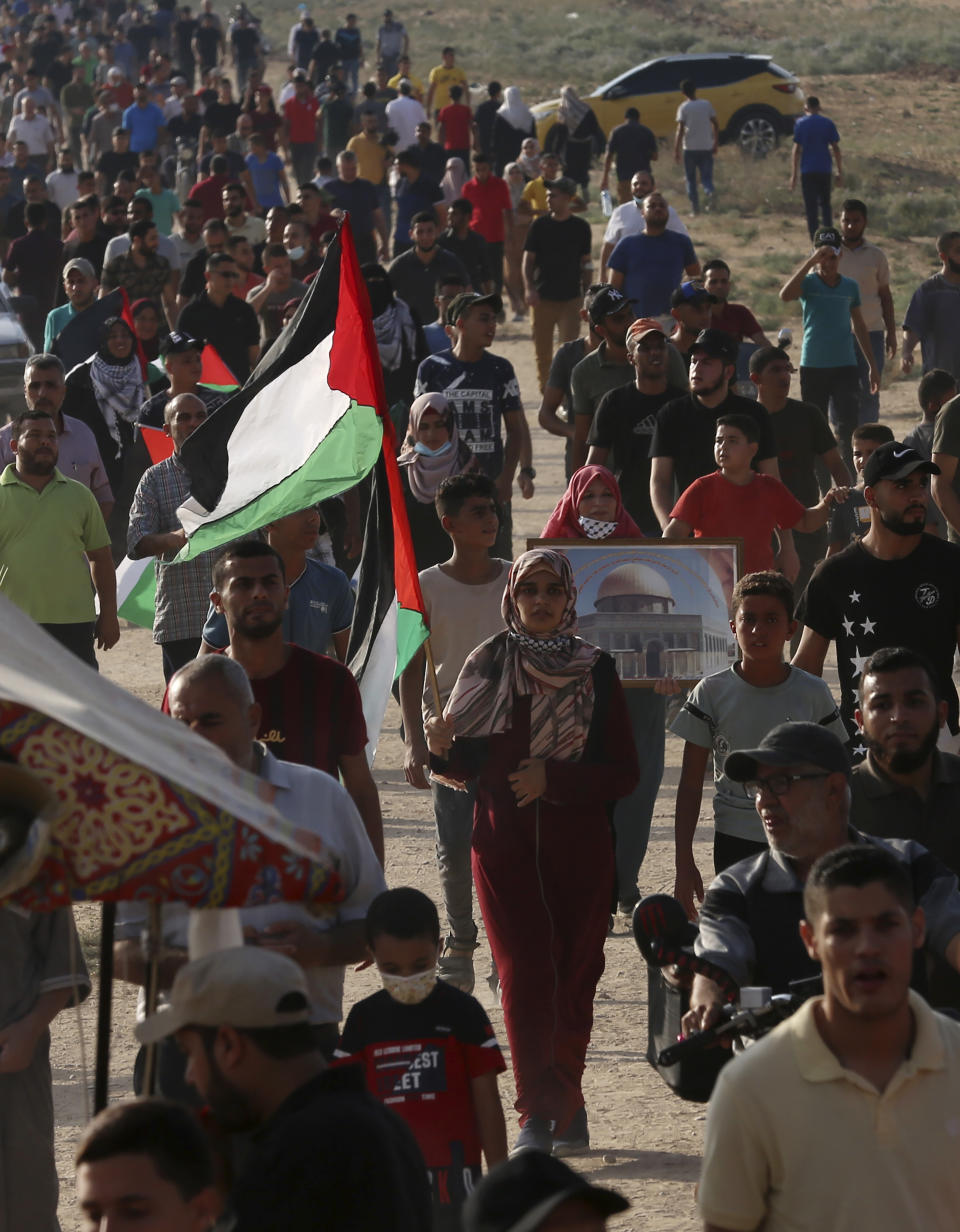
[683, 148, 714, 212]
[612, 689, 666, 906]
[431, 779, 477, 943]
[342, 59, 360, 96]
[855, 329, 886, 423]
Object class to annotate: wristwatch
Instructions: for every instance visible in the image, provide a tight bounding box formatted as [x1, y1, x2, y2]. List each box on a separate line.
[519, 466, 536, 479]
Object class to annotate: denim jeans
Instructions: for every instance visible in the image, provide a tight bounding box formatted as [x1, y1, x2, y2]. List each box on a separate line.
[431, 778, 478, 943]
[342, 59, 360, 96]
[682, 148, 714, 212]
[855, 329, 886, 423]
[800, 364, 860, 471]
[800, 171, 832, 240]
[612, 689, 666, 906]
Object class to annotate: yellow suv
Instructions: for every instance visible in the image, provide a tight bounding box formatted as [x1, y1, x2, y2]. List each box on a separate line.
[533, 53, 803, 156]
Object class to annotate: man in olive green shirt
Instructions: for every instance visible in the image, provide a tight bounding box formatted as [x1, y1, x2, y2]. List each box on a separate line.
[0, 409, 118, 668]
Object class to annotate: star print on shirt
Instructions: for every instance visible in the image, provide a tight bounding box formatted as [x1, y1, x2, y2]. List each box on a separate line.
[861, 617, 877, 634]
[850, 649, 867, 678]
[849, 590, 861, 604]
[842, 617, 855, 636]
[852, 743, 867, 758]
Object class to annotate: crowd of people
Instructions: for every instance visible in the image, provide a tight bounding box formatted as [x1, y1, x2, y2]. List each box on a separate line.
[4, 2, 960, 1229]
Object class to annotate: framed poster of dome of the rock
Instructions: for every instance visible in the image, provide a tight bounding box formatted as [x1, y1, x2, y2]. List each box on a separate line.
[528, 538, 742, 686]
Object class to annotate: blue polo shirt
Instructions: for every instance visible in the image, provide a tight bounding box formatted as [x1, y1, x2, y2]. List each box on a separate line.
[793, 113, 840, 175]
[800, 271, 860, 368]
[606, 229, 697, 317]
[122, 101, 166, 152]
[245, 151, 286, 210]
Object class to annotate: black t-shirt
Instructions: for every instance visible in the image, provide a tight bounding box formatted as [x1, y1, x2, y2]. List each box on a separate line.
[180, 246, 211, 300]
[138, 383, 226, 428]
[796, 535, 960, 736]
[769, 396, 837, 506]
[178, 291, 260, 383]
[438, 227, 491, 291]
[325, 176, 379, 235]
[231, 1066, 432, 1232]
[194, 24, 221, 65]
[202, 100, 242, 137]
[128, 20, 156, 59]
[230, 26, 260, 62]
[309, 40, 341, 80]
[546, 337, 588, 408]
[60, 232, 109, 278]
[588, 382, 686, 534]
[174, 17, 198, 59]
[168, 112, 204, 143]
[608, 119, 658, 180]
[523, 214, 592, 301]
[97, 149, 139, 184]
[649, 390, 777, 494]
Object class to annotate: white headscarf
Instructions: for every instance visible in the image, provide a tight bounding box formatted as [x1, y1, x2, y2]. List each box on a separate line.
[498, 86, 534, 133]
[441, 157, 466, 205]
[517, 138, 541, 180]
[558, 85, 590, 133]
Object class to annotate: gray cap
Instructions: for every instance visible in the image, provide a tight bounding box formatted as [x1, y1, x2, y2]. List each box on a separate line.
[63, 257, 97, 279]
[724, 721, 850, 782]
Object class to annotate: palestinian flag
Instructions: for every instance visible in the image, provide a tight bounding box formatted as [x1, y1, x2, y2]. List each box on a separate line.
[146, 344, 240, 395]
[115, 426, 175, 629]
[174, 217, 384, 562]
[50, 287, 143, 374]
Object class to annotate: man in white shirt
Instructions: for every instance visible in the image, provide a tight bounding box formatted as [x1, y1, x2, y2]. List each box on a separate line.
[386, 79, 427, 150]
[45, 145, 79, 211]
[7, 96, 56, 169]
[838, 196, 897, 422]
[673, 78, 718, 216]
[600, 169, 689, 279]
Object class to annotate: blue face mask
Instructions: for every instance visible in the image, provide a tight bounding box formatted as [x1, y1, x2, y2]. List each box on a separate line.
[414, 439, 453, 458]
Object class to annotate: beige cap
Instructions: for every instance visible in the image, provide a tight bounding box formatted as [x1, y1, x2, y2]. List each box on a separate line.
[135, 946, 310, 1044]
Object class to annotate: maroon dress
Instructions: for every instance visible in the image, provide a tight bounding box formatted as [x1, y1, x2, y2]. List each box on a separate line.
[437, 653, 639, 1131]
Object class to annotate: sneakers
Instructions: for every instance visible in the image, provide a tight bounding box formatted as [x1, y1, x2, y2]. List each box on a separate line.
[511, 1116, 553, 1156]
[553, 1106, 589, 1157]
[438, 934, 478, 995]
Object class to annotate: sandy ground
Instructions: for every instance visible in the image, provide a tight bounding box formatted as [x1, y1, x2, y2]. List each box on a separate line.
[48, 194, 922, 1229]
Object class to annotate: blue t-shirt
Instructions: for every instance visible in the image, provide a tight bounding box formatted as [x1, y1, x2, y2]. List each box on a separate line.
[245, 151, 286, 209]
[606, 230, 697, 317]
[414, 348, 521, 479]
[800, 271, 860, 368]
[422, 321, 448, 354]
[201, 558, 355, 655]
[394, 175, 443, 246]
[793, 113, 840, 175]
[122, 102, 166, 153]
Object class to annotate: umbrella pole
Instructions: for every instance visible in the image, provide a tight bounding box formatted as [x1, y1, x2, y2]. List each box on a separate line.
[141, 901, 163, 1096]
[93, 900, 116, 1114]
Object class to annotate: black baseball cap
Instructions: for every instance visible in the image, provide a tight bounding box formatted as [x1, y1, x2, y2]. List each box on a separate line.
[160, 331, 204, 357]
[670, 280, 718, 308]
[544, 176, 577, 197]
[862, 441, 940, 488]
[446, 290, 502, 325]
[689, 327, 738, 365]
[462, 1152, 629, 1232]
[813, 225, 842, 251]
[588, 285, 634, 325]
[724, 722, 850, 783]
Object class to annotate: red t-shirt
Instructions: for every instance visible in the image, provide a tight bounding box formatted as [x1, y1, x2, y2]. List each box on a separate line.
[163, 644, 367, 776]
[461, 175, 511, 244]
[711, 301, 762, 341]
[438, 102, 472, 150]
[283, 94, 319, 144]
[187, 172, 230, 220]
[670, 470, 806, 573]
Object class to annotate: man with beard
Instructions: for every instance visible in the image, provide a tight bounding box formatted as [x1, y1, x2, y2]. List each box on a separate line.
[569, 285, 635, 470]
[852, 647, 960, 872]
[0, 408, 118, 666]
[134, 944, 430, 1231]
[794, 443, 960, 750]
[903, 230, 960, 383]
[388, 211, 470, 326]
[838, 199, 896, 422]
[606, 190, 699, 319]
[222, 179, 265, 245]
[204, 540, 383, 863]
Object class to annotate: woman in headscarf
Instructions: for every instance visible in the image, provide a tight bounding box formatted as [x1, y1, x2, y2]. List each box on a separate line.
[440, 156, 467, 207]
[131, 297, 165, 364]
[516, 137, 541, 181]
[503, 162, 530, 321]
[492, 86, 535, 175]
[398, 391, 477, 570]
[541, 464, 643, 540]
[63, 316, 148, 559]
[362, 262, 427, 420]
[542, 465, 678, 927]
[544, 85, 605, 197]
[427, 549, 638, 1157]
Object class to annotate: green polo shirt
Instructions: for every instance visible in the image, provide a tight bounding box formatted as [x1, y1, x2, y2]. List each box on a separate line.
[0, 464, 110, 623]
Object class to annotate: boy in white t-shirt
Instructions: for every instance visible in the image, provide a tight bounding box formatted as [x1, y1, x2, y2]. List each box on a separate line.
[670, 570, 846, 919]
[399, 472, 510, 994]
[673, 78, 718, 216]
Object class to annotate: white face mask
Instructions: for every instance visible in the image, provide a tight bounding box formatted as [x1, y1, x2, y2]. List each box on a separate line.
[578, 514, 617, 539]
[380, 967, 438, 1006]
[286, 245, 305, 261]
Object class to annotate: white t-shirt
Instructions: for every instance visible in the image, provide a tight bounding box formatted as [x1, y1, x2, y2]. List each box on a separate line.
[45, 168, 79, 211]
[603, 198, 689, 247]
[7, 113, 54, 157]
[676, 97, 716, 151]
[104, 231, 182, 271]
[419, 559, 510, 720]
[385, 94, 427, 150]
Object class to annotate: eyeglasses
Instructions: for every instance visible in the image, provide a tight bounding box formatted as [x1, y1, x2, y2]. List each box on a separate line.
[742, 772, 831, 800]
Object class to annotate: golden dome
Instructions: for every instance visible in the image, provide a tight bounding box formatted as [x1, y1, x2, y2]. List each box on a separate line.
[596, 563, 674, 604]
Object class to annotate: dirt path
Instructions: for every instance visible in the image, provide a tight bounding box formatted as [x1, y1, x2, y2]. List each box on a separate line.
[50, 188, 921, 1228]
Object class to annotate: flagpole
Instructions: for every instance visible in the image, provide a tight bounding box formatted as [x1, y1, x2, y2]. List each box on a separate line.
[141, 901, 163, 1095]
[423, 634, 444, 719]
[93, 901, 115, 1113]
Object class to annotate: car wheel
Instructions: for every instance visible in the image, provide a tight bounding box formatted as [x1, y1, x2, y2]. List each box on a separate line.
[732, 110, 779, 158]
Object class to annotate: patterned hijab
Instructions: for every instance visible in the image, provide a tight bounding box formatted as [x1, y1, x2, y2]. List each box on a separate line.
[541, 465, 643, 540]
[397, 392, 475, 503]
[90, 316, 145, 456]
[558, 85, 590, 133]
[444, 549, 601, 762]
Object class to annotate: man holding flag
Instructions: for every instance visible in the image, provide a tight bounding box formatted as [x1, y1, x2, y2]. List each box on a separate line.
[127, 393, 216, 680]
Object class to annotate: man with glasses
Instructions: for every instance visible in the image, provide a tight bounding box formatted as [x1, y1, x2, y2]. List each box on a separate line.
[178, 251, 260, 383]
[680, 721, 960, 1038]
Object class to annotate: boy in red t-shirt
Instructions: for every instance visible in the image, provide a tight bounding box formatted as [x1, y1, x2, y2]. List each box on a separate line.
[665, 413, 847, 572]
[437, 84, 472, 168]
[336, 888, 507, 1232]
